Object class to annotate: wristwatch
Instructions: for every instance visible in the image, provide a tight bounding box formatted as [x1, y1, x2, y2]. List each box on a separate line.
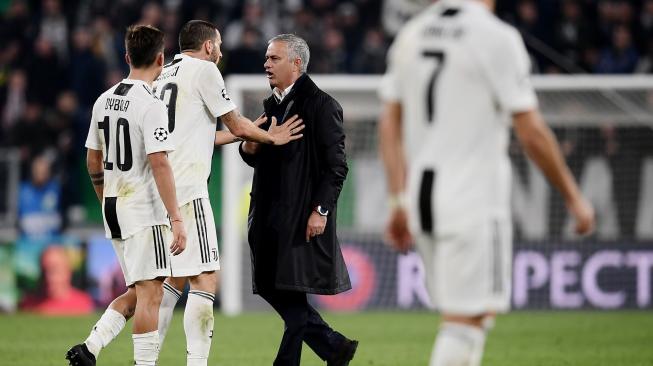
[315, 205, 329, 216]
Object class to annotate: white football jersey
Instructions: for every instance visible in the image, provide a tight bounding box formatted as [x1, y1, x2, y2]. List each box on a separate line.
[380, 0, 537, 234]
[86, 79, 175, 239]
[154, 54, 236, 206]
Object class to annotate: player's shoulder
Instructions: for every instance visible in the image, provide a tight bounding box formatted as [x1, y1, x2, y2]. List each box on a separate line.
[118, 80, 164, 113]
[464, 3, 521, 45]
[176, 54, 220, 74]
[173, 54, 225, 86]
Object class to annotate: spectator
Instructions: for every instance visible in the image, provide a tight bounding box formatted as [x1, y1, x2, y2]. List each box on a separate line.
[9, 102, 54, 173]
[17, 156, 62, 239]
[636, 38, 653, 73]
[553, 0, 594, 69]
[226, 27, 266, 74]
[91, 17, 121, 71]
[20, 245, 93, 315]
[0, 0, 33, 46]
[640, 0, 653, 51]
[224, 2, 277, 50]
[69, 27, 106, 108]
[642, 0, 653, 35]
[513, 0, 548, 71]
[46, 92, 82, 212]
[1, 69, 27, 136]
[39, 0, 69, 63]
[595, 25, 639, 73]
[25, 37, 65, 106]
[312, 27, 346, 73]
[352, 28, 387, 74]
[137, 1, 163, 28]
[596, 0, 617, 47]
[337, 2, 363, 71]
[288, 8, 322, 47]
[161, 7, 181, 58]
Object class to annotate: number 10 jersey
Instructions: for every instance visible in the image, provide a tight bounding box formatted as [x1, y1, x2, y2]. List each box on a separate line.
[85, 78, 175, 239]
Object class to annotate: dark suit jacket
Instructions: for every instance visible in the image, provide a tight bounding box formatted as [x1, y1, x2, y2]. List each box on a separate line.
[239, 74, 351, 295]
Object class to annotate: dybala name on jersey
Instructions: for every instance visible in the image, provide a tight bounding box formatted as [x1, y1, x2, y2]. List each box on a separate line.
[105, 97, 130, 112]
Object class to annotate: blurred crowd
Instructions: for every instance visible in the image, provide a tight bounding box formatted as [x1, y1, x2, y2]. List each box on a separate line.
[0, 0, 652, 237]
[499, 0, 653, 73]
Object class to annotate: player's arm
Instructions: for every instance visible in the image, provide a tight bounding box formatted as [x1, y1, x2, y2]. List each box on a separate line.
[513, 109, 595, 234]
[197, 64, 304, 147]
[143, 101, 186, 255]
[379, 101, 406, 201]
[86, 148, 104, 202]
[378, 101, 412, 252]
[214, 113, 272, 146]
[148, 151, 186, 255]
[220, 109, 303, 147]
[215, 130, 239, 145]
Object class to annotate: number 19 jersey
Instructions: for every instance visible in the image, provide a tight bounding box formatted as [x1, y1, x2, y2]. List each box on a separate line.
[379, 0, 538, 234]
[154, 54, 237, 206]
[85, 79, 175, 239]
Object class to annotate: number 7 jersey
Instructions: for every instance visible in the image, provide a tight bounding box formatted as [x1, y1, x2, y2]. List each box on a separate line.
[379, 0, 538, 234]
[85, 79, 175, 239]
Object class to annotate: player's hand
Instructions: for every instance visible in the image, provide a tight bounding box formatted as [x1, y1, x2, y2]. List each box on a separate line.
[567, 196, 595, 235]
[386, 207, 413, 254]
[253, 113, 268, 127]
[305, 211, 327, 242]
[170, 220, 187, 255]
[269, 115, 304, 145]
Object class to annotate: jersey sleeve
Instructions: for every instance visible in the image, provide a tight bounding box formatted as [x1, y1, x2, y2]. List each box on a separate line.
[142, 101, 175, 155]
[480, 28, 537, 113]
[196, 63, 237, 118]
[85, 99, 102, 150]
[378, 38, 402, 102]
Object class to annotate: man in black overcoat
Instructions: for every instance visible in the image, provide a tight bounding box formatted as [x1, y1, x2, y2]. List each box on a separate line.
[239, 33, 358, 366]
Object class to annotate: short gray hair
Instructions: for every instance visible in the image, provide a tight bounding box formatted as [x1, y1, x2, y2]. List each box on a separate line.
[269, 34, 310, 73]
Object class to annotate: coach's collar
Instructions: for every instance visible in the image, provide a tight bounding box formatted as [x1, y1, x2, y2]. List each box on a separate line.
[273, 83, 295, 103]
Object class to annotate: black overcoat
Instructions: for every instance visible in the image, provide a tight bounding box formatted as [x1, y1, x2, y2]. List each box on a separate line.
[238, 74, 351, 295]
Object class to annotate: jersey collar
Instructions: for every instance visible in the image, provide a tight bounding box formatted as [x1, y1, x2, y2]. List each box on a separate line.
[122, 78, 153, 94]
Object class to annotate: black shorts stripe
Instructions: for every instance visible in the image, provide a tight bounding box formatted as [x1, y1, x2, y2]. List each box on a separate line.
[152, 226, 161, 269]
[492, 220, 502, 294]
[193, 200, 207, 263]
[418, 169, 436, 235]
[197, 200, 210, 263]
[104, 197, 122, 239]
[199, 200, 210, 263]
[157, 226, 164, 269]
[157, 226, 167, 269]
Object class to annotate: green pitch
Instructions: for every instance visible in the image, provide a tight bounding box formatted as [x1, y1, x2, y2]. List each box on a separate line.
[1, 311, 652, 365]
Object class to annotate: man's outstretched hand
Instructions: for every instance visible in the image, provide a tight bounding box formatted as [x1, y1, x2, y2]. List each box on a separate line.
[268, 114, 304, 145]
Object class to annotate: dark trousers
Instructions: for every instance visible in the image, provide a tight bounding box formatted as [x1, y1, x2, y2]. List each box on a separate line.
[259, 289, 346, 366]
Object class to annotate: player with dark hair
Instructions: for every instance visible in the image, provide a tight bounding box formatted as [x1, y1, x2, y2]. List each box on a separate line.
[66, 24, 186, 366]
[66, 20, 302, 366]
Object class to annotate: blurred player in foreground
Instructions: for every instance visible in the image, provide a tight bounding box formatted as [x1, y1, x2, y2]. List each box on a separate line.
[378, 1, 595, 365]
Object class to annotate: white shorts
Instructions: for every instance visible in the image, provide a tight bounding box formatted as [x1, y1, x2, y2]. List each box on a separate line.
[415, 216, 512, 316]
[112, 225, 173, 286]
[169, 198, 220, 277]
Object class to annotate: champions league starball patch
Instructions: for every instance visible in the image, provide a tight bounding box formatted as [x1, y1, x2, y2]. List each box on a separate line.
[154, 127, 169, 141]
[221, 88, 231, 101]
